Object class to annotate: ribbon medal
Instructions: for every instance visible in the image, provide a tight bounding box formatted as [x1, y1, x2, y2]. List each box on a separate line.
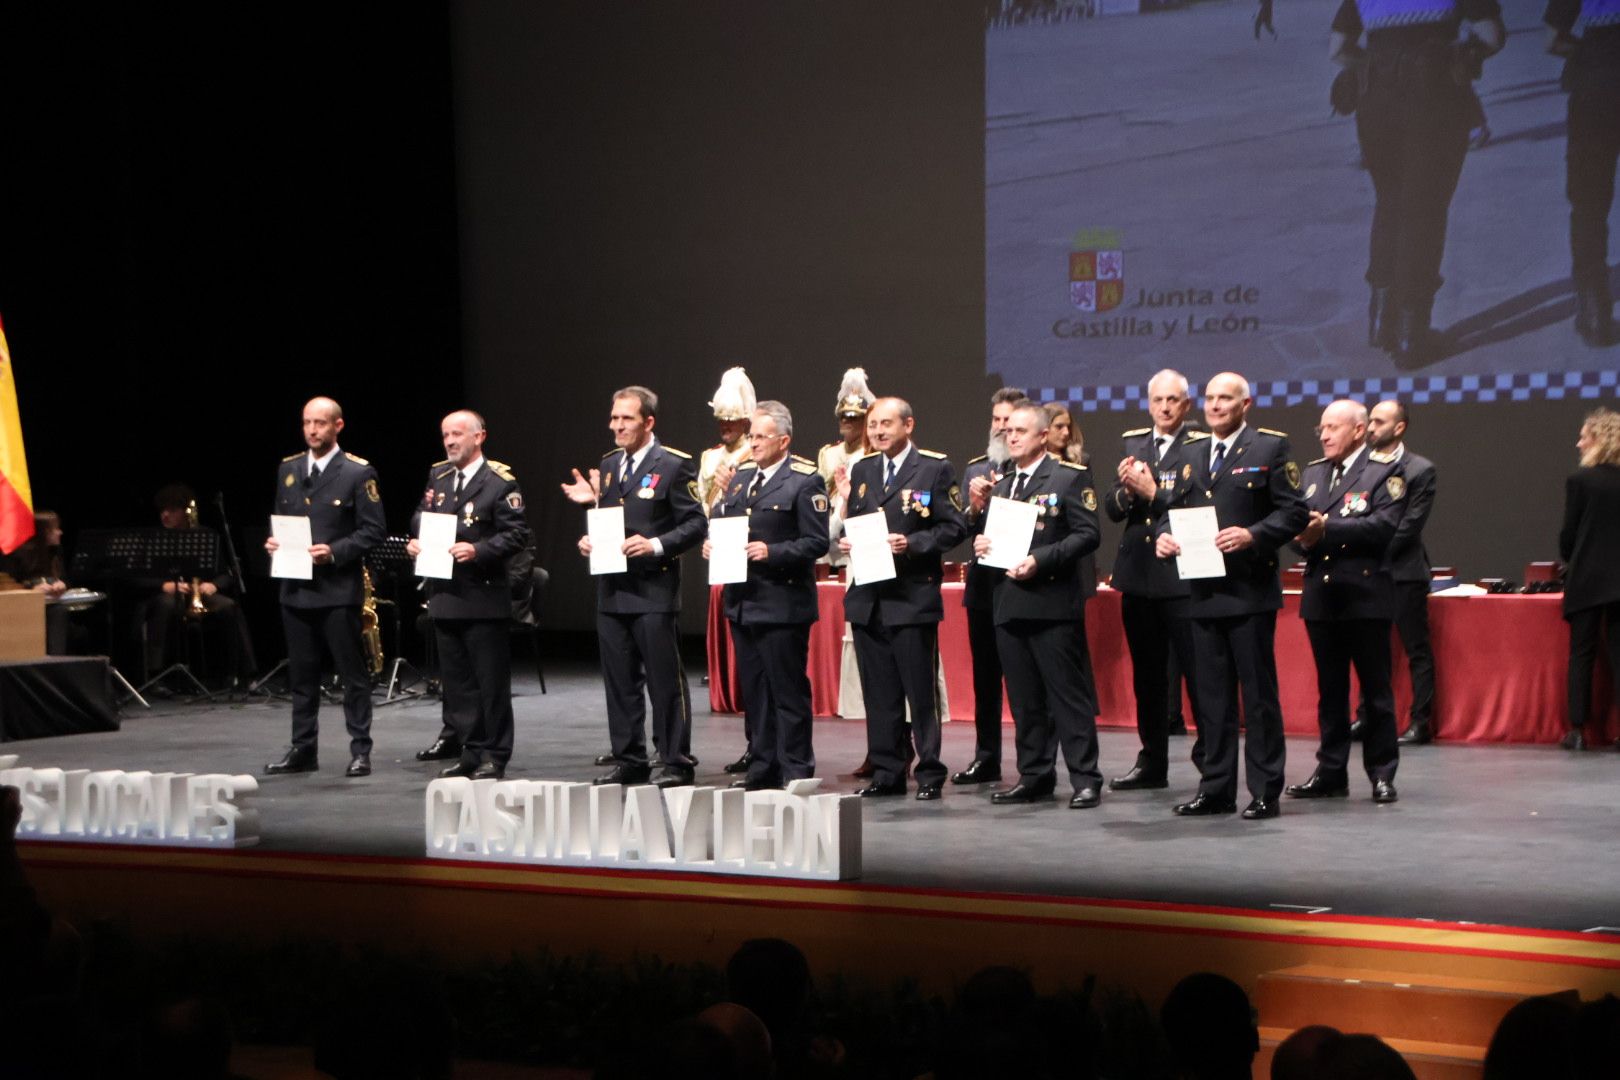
[463, 502, 477, 527]
[637, 474, 660, 500]
[913, 490, 932, 518]
[1340, 490, 1368, 517]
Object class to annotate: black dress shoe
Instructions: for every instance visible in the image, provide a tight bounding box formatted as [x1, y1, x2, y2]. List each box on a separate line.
[852, 756, 876, 779]
[439, 760, 479, 779]
[345, 754, 371, 778]
[651, 768, 694, 789]
[265, 747, 318, 775]
[595, 764, 652, 786]
[415, 736, 461, 762]
[1241, 797, 1278, 820]
[1109, 765, 1168, 791]
[951, 759, 1001, 785]
[593, 753, 618, 767]
[1372, 779, 1398, 804]
[1561, 730, 1587, 752]
[856, 781, 906, 798]
[1172, 793, 1236, 816]
[990, 781, 1055, 805]
[724, 750, 755, 774]
[1069, 787, 1100, 809]
[1285, 772, 1349, 799]
[471, 762, 505, 781]
[915, 783, 943, 801]
[1397, 724, 1432, 746]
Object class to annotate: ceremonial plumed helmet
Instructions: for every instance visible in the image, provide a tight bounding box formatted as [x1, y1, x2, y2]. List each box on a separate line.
[708, 367, 757, 421]
[834, 367, 875, 419]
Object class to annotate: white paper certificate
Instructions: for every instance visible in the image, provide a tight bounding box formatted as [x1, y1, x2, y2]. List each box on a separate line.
[978, 496, 1039, 570]
[844, 512, 896, 586]
[415, 512, 458, 580]
[587, 506, 628, 575]
[269, 516, 314, 580]
[1169, 506, 1226, 580]
[708, 516, 750, 586]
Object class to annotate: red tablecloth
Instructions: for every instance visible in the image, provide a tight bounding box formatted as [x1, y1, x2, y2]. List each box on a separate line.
[706, 584, 1616, 745]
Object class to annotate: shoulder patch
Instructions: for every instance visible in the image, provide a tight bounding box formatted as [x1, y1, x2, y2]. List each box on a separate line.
[1081, 487, 1098, 512]
[662, 446, 693, 460]
[486, 459, 516, 481]
[1121, 427, 1151, 438]
[1386, 476, 1406, 500]
[1368, 449, 1397, 464]
[282, 452, 303, 463]
[812, 493, 829, 514]
[344, 452, 370, 466]
[966, 454, 988, 466]
[1257, 428, 1288, 439]
[1184, 431, 1211, 442]
[364, 478, 381, 503]
[917, 448, 946, 459]
[1285, 461, 1302, 490]
[790, 461, 816, 475]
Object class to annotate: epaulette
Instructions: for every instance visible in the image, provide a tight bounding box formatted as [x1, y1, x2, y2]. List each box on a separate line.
[486, 459, 516, 481]
[966, 454, 988, 466]
[1184, 431, 1211, 441]
[1121, 427, 1151, 438]
[433, 466, 455, 480]
[917, 448, 946, 460]
[736, 461, 758, 471]
[1368, 449, 1397, 464]
[663, 446, 692, 460]
[432, 459, 451, 467]
[282, 453, 303, 463]
[791, 454, 815, 466]
[1058, 460, 1087, 471]
[1257, 428, 1288, 438]
[344, 452, 370, 466]
[1308, 456, 1327, 466]
[601, 448, 619, 460]
[790, 460, 816, 475]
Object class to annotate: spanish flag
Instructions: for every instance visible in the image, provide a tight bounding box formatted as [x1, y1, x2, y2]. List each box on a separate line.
[0, 315, 35, 554]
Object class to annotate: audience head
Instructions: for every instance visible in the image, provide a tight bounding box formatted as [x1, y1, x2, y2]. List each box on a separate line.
[1160, 972, 1258, 1079]
[1484, 994, 1577, 1080]
[1573, 994, 1620, 1080]
[1271, 1024, 1341, 1080]
[726, 937, 812, 1038]
[137, 995, 234, 1080]
[697, 1003, 773, 1080]
[1315, 1032, 1417, 1080]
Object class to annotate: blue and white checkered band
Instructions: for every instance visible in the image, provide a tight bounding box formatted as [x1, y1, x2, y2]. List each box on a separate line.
[1355, 0, 1458, 29]
[1579, 0, 1620, 29]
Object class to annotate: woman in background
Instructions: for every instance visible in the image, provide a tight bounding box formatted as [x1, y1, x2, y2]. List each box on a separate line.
[2, 511, 72, 654]
[1559, 407, 1620, 751]
[1042, 402, 1087, 465]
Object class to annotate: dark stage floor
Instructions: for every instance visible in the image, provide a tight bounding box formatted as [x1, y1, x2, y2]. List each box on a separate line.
[8, 663, 1619, 933]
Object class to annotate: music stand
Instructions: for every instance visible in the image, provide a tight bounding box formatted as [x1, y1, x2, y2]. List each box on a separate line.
[367, 535, 437, 705]
[67, 528, 191, 708]
[137, 526, 223, 699]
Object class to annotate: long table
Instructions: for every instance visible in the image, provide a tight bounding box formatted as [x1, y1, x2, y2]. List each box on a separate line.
[707, 583, 1617, 745]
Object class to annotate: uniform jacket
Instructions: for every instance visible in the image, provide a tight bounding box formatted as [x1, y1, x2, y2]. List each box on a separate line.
[594, 440, 706, 615]
[1158, 426, 1309, 618]
[1104, 426, 1207, 599]
[412, 458, 532, 620]
[1293, 449, 1405, 621]
[1385, 448, 1436, 583]
[1559, 463, 1620, 616]
[713, 455, 830, 625]
[842, 446, 968, 626]
[273, 450, 386, 609]
[975, 455, 1100, 625]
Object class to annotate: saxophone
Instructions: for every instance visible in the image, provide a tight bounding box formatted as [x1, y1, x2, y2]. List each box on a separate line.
[360, 565, 384, 676]
[185, 500, 208, 619]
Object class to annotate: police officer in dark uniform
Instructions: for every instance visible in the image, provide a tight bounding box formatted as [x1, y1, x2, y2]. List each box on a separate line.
[1548, 0, 1620, 346]
[1105, 370, 1208, 792]
[407, 410, 531, 781]
[705, 401, 830, 790]
[1156, 374, 1308, 819]
[1331, 0, 1505, 364]
[1286, 401, 1405, 805]
[973, 402, 1104, 808]
[563, 386, 706, 788]
[837, 397, 967, 800]
[263, 396, 386, 778]
[953, 386, 1025, 786]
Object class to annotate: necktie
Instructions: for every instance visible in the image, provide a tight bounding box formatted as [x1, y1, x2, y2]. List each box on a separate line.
[1011, 471, 1028, 500]
[885, 456, 897, 490]
[1211, 441, 1226, 478]
[1329, 463, 1345, 493]
[749, 470, 765, 499]
[1155, 436, 1168, 462]
[453, 470, 465, 503]
[306, 462, 321, 487]
[621, 454, 634, 495]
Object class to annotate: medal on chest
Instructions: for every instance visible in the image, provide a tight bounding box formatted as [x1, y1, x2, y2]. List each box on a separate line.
[1340, 490, 1368, 516]
[637, 474, 660, 499]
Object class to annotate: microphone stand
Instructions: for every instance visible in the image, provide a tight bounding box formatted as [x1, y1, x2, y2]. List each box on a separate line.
[214, 491, 247, 597]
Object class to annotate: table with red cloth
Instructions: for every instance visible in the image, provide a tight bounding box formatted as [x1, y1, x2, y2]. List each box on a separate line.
[706, 584, 1616, 745]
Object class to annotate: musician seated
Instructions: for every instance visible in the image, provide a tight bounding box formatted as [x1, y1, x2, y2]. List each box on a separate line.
[134, 484, 257, 685]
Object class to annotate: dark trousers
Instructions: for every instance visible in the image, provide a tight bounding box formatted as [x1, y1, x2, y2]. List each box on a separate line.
[1568, 81, 1620, 288]
[996, 617, 1101, 791]
[1189, 611, 1285, 802]
[435, 617, 514, 767]
[966, 602, 1005, 766]
[1306, 619, 1399, 784]
[1567, 601, 1620, 732]
[142, 592, 257, 681]
[1120, 593, 1196, 778]
[597, 609, 692, 770]
[281, 604, 372, 757]
[852, 619, 946, 788]
[1356, 48, 1470, 303]
[733, 620, 815, 785]
[1358, 580, 1433, 731]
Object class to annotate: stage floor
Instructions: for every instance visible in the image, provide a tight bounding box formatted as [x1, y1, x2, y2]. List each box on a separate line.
[9, 663, 1620, 934]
